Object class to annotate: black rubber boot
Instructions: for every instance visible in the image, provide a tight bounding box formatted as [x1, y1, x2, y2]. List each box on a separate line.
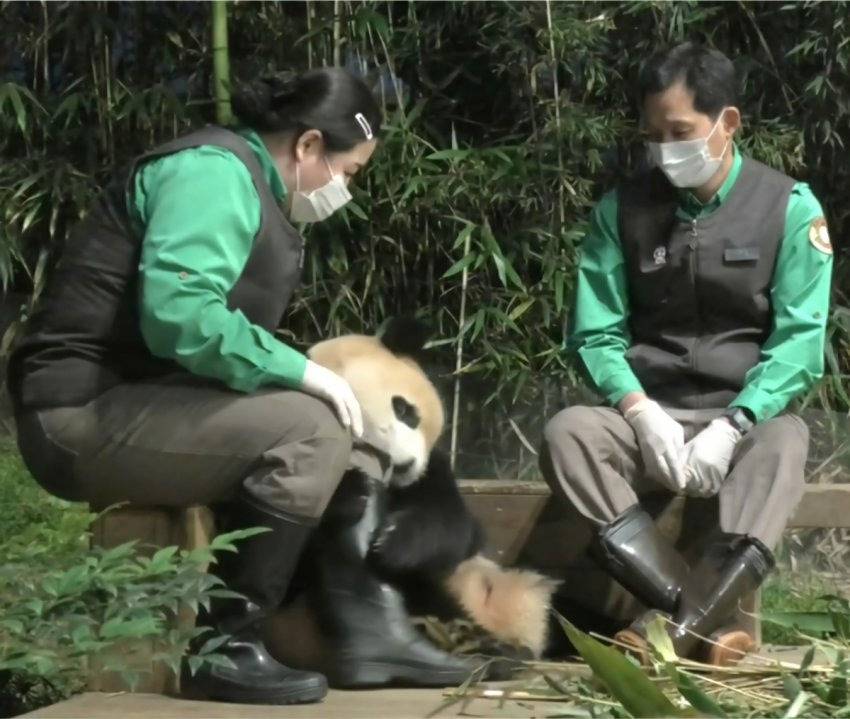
[180, 490, 328, 705]
[596, 503, 690, 613]
[313, 474, 480, 688]
[668, 532, 775, 660]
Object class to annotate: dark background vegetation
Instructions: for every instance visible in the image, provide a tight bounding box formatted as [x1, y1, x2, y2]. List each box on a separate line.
[2, 0, 848, 478]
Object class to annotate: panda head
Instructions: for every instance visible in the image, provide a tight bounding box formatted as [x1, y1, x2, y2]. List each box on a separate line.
[307, 318, 444, 487]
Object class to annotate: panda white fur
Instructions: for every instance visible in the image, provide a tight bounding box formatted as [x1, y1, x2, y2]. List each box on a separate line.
[265, 318, 557, 667]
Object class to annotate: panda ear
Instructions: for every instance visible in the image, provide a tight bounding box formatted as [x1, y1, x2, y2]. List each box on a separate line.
[379, 316, 432, 357]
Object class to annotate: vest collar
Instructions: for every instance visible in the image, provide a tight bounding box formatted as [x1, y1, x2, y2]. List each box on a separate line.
[677, 144, 742, 220]
[237, 128, 288, 205]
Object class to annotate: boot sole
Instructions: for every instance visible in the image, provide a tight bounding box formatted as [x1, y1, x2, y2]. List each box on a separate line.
[331, 659, 475, 688]
[613, 628, 651, 665]
[180, 670, 328, 705]
[705, 629, 754, 667]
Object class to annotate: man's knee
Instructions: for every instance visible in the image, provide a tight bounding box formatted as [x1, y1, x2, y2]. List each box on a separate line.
[733, 413, 809, 498]
[543, 405, 605, 448]
[745, 413, 809, 463]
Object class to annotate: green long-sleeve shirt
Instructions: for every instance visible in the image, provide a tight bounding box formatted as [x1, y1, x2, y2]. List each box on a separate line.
[571, 148, 833, 423]
[127, 129, 308, 392]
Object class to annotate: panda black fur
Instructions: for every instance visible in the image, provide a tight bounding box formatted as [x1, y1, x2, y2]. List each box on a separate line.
[266, 318, 557, 666]
[369, 447, 485, 578]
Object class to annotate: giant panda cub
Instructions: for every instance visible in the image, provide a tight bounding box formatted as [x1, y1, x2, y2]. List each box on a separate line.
[265, 318, 557, 687]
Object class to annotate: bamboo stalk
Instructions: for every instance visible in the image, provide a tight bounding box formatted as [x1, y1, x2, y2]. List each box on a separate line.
[104, 30, 114, 164]
[211, 0, 232, 126]
[545, 0, 565, 231]
[41, 0, 49, 147]
[41, 1, 49, 87]
[90, 52, 106, 157]
[333, 0, 342, 66]
[450, 217, 472, 472]
[305, 0, 314, 69]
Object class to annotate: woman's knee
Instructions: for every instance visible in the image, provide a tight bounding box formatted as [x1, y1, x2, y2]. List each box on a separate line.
[250, 393, 353, 518]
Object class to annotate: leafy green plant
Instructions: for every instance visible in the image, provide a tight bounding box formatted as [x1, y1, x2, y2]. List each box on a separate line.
[0, 511, 263, 717]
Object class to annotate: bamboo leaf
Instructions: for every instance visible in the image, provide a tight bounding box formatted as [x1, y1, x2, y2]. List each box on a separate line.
[426, 149, 472, 162]
[645, 613, 677, 662]
[761, 611, 836, 635]
[667, 666, 727, 718]
[555, 613, 684, 718]
[783, 674, 804, 701]
[508, 297, 535, 321]
[442, 253, 475, 279]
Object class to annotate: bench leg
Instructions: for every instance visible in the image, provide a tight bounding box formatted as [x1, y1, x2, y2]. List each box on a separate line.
[86, 506, 214, 695]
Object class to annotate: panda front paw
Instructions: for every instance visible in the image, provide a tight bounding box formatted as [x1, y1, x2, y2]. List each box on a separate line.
[368, 513, 417, 574]
[369, 508, 474, 577]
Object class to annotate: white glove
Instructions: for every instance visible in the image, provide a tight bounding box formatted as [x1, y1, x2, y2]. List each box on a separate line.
[623, 398, 687, 493]
[681, 418, 741, 497]
[300, 360, 364, 439]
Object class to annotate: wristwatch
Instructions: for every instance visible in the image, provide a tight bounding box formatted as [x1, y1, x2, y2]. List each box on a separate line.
[722, 406, 754, 434]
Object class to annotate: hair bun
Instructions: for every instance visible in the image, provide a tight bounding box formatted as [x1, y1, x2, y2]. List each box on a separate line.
[231, 75, 274, 125]
[228, 66, 381, 150]
[262, 70, 300, 103]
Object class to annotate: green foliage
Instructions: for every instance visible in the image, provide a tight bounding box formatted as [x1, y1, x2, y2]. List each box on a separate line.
[0, 439, 263, 716]
[0, 513, 260, 716]
[0, 437, 89, 560]
[524, 611, 850, 718]
[1, 1, 848, 478]
[762, 570, 845, 645]
[0, 433, 268, 716]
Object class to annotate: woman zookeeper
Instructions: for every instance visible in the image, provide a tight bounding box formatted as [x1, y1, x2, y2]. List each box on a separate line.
[8, 68, 382, 705]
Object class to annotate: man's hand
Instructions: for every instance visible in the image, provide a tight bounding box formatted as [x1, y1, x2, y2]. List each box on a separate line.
[681, 418, 742, 497]
[622, 398, 687, 493]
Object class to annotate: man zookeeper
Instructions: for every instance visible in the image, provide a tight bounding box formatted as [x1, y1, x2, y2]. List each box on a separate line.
[541, 42, 833, 665]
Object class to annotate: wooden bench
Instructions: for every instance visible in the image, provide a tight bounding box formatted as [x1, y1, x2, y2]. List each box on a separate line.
[87, 481, 850, 694]
[459, 481, 850, 563]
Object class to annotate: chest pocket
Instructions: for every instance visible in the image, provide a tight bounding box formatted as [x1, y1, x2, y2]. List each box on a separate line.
[723, 246, 760, 263]
[707, 242, 770, 319]
[630, 246, 676, 308]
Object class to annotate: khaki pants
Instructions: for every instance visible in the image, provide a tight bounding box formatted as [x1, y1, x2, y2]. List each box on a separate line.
[541, 405, 809, 549]
[15, 374, 353, 519]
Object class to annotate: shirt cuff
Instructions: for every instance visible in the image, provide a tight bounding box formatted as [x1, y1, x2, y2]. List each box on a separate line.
[731, 385, 785, 424]
[604, 374, 645, 408]
[255, 330, 309, 389]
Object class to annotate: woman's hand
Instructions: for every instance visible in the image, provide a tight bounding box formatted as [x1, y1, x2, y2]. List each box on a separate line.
[300, 360, 364, 439]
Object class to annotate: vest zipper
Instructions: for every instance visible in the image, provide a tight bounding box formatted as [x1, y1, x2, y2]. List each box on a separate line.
[689, 217, 702, 407]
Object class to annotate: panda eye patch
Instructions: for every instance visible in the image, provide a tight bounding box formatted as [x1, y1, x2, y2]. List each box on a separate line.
[392, 396, 420, 429]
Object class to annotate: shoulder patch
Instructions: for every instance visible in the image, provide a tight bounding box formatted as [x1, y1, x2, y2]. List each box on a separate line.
[809, 218, 832, 255]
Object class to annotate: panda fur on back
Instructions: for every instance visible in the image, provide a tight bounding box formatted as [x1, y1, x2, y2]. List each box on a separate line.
[265, 318, 557, 666]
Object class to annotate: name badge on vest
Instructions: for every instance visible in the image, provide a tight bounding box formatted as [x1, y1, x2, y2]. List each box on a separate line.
[653, 246, 667, 265]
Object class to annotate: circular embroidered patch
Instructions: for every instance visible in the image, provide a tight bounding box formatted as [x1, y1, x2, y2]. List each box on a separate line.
[809, 218, 832, 255]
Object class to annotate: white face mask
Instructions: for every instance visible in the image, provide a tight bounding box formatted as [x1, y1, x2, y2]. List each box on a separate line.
[646, 109, 730, 188]
[289, 157, 352, 223]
